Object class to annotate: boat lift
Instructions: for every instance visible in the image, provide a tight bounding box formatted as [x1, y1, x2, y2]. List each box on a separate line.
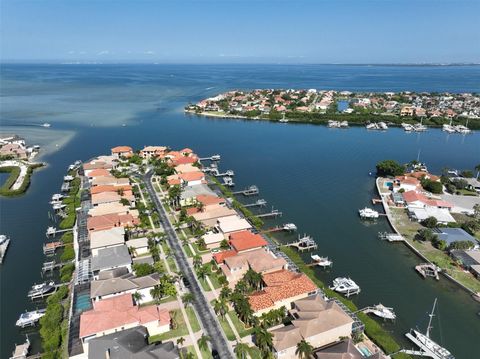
[243, 199, 267, 208]
[232, 185, 259, 196]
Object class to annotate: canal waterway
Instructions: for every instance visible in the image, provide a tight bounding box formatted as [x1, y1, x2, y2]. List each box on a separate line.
[1, 64, 479, 358]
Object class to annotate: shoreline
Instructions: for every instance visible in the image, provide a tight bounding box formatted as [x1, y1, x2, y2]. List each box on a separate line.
[375, 176, 479, 300]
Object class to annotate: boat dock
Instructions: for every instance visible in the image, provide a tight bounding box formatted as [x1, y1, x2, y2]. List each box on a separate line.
[243, 199, 267, 208]
[28, 284, 64, 300]
[46, 227, 72, 237]
[43, 241, 66, 255]
[42, 260, 72, 274]
[199, 154, 221, 161]
[415, 263, 440, 280]
[285, 235, 318, 252]
[0, 235, 11, 264]
[378, 232, 404, 242]
[256, 208, 282, 218]
[262, 223, 297, 233]
[371, 198, 383, 205]
[61, 183, 70, 192]
[213, 169, 235, 177]
[232, 185, 259, 196]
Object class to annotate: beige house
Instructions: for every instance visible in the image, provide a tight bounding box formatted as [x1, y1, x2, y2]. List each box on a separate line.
[202, 232, 225, 249]
[140, 146, 167, 159]
[126, 237, 150, 257]
[216, 215, 252, 238]
[89, 227, 126, 256]
[88, 202, 138, 217]
[271, 295, 354, 359]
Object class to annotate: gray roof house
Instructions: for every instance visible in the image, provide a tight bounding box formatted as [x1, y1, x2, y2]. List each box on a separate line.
[88, 326, 179, 359]
[434, 227, 478, 246]
[90, 273, 160, 300]
[91, 244, 132, 275]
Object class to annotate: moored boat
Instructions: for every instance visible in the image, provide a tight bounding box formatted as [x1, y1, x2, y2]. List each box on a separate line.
[358, 207, 379, 219]
[311, 254, 333, 268]
[0, 234, 11, 264]
[330, 277, 361, 297]
[28, 281, 56, 299]
[15, 309, 46, 328]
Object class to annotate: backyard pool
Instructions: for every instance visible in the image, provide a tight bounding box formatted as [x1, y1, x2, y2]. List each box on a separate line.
[75, 294, 92, 314]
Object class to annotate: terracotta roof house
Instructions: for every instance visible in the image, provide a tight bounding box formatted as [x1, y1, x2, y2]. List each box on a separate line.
[180, 184, 217, 206]
[216, 215, 252, 238]
[89, 227, 126, 255]
[196, 194, 226, 207]
[407, 171, 440, 182]
[140, 146, 167, 159]
[90, 184, 132, 195]
[92, 176, 130, 187]
[402, 190, 453, 209]
[87, 168, 111, 179]
[91, 191, 135, 207]
[229, 231, 268, 253]
[175, 163, 201, 174]
[178, 171, 205, 186]
[248, 270, 318, 315]
[393, 176, 421, 193]
[171, 155, 198, 166]
[87, 213, 139, 232]
[0, 143, 27, 159]
[79, 294, 170, 346]
[212, 250, 237, 264]
[192, 204, 237, 223]
[87, 326, 179, 359]
[90, 272, 160, 304]
[219, 248, 288, 288]
[111, 145, 133, 158]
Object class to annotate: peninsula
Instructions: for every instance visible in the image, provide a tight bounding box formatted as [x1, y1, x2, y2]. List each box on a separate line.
[185, 89, 480, 129]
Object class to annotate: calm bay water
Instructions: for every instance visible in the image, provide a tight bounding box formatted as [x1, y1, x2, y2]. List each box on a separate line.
[1, 64, 479, 358]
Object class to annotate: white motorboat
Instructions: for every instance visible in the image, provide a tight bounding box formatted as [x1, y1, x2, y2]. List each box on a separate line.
[46, 227, 56, 236]
[402, 123, 414, 132]
[378, 122, 388, 130]
[366, 123, 378, 130]
[279, 119, 289, 123]
[51, 194, 64, 201]
[358, 207, 379, 219]
[52, 203, 66, 211]
[339, 121, 349, 127]
[63, 175, 74, 181]
[210, 154, 221, 161]
[442, 121, 456, 133]
[367, 303, 396, 320]
[404, 299, 455, 359]
[455, 125, 471, 134]
[311, 254, 333, 268]
[223, 176, 235, 187]
[414, 123, 428, 132]
[16, 309, 46, 328]
[328, 120, 341, 128]
[330, 277, 360, 297]
[0, 234, 11, 264]
[41, 123, 51, 128]
[283, 223, 297, 232]
[225, 170, 235, 176]
[28, 281, 56, 299]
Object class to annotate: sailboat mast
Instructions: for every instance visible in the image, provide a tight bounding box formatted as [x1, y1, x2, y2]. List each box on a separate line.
[426, 298, 437, 338]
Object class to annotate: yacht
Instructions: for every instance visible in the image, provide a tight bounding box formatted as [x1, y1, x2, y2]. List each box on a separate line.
[401, 123, 414, 132]
[223, 176, 235, 187]
[28, 281, 56, 299]
[442, 120, 456, 133]
[358, 207, 379, 219]
[16, 309, 46, 328]
[328, 120, 341, 128]
[378, 122, 388, 130]
[0, 234, 11, 264]
[339, 121, 349, 128]
[414, 123, 428, 132]
[365, 123, 378, 130]
[46, 226, 56, 236]
[455, 125, 471, 134]
[311, 254, 333, 268]
[52, 203, 66, 211]
[283, 223, 297, 232]
[330, 277, 360, 297]
[210, 154, 221, 161]
[368, 304, 396, 320]
[404, 299, 455, 359]
[51, 193, 64, 201]
[63, 175, 74, 181]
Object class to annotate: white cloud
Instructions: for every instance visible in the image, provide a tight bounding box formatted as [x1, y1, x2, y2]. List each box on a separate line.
[97, 50, 110, 55]
[144, 50, 155, 55]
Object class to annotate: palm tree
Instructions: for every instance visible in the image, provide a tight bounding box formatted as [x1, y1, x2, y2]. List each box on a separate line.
[182, 293, 195, 307]
[197, 334, 211, 351]
[128, 246, 138, 258]
[219, 285, 232, 301]
[196, 265, 208, 282]
[213, 299, 228, 320]
[170, 310, 178, 330]
[150, 285, 163, 304]
[193, 255, 203, 269]
[234, 342, 250, 359]
[176, 337, 185, 347]
[132, 291, 144, 304]
[253, 326, 273, 354]
[295, 339, 314, 359]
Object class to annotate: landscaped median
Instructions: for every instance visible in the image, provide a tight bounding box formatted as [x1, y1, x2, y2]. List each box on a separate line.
[0, 162, 43, 196]
[280, 246, 411, 359]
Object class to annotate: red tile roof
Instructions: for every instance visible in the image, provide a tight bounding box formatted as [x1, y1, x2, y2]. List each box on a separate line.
[87, 213, 139, 231]
[172, 156, 198, 166]
[213, 250, 238, 264]
[196, 194, 224, 206]
[229, 231, 268, 252]
[111, 146, 133, 153]
[402, 190, 453, 208]
[90, 185, 132, 195]
[80, 293, 170, 338]
[248, 270, 317, 312]
[179, 172, 205, 182]
[88, 169, 111, 178]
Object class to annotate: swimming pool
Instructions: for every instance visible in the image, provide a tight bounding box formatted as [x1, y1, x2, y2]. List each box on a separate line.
[358, 346, 373, 357]
[384, 181, 393, 188]
[75, 294, 92, 313]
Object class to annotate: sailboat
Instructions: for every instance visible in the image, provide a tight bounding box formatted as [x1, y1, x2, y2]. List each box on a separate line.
[403, 298, 455, 359]
[442, 119, 455, 133]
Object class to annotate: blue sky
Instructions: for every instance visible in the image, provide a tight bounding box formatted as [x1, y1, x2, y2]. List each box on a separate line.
[1, 0, 479, 63]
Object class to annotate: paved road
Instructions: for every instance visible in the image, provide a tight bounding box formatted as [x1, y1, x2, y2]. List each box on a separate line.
[143, 172, 234, 359]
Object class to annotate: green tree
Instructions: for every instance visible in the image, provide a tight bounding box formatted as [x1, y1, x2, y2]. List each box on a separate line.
[234, 342, 250, 359]
[220, 285, 232, 301]
[253, 326, 273, 354]
[422, 179, 443, 194]
[150, 285, 163, 304]
[296, 340, 314, 359]
[415, 228, 437, 242]
[196, 265, 209, 281]
[376, 160, 405, 177]
[421, 216, 438, 228]
[182, 292, 195, 307]
[220, 239, 230, 250]
[133, 263, 155, 276]
[193, 255, 203, 269]
[120, 197, 130, 206]
[213, 298, 228, 320]
[198, 334, 211, 351]
[177, 337, 185, 347]
[132, 291, 144, 304]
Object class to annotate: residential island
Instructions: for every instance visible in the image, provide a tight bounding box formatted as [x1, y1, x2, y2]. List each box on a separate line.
[0, 134, 44, 196]
[373, 160, 480, 296]
[185, 89, 480, 130]
[12, 145, 430, 359]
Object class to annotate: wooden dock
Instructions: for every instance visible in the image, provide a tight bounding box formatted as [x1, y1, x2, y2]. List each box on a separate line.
[257, 208, 282, 218]
[232, 185, 259, 196]
[378, 232, 404, 242]
[243, 199, 267, 208]
[43, 241, 66, 255]
[285, 235, 318, 252]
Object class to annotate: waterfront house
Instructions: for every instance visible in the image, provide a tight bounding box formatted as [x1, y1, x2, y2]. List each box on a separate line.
[228, 230, 268, 253]
[393, 176, 421, 193]
[0, 143, 28, 159]
[140, 146, 167, 159]
[91, 191, 135, 207]
[88, 202, 138, 217]
[125, 237, 150, 257]
[110, 145, 133, 159]
[402, 190, 453, 210]
[216, 215, 252, 238]
[192, 205, 237, 227]
[90, 184, 133, 195]
[87, 326, 179, 359]
[91, 245, 132, 278]
[217, 248, 288, 288]
[89, 227, 126, 256]
[433, 227, 478, 247]
[407, 207, 456, 225]
[79, 294, 170, 347]
[175, 163, 202, 174]
[180, 184, 217, 206]
[178, 171, 205, 186]
[91, 175, 130, 187]
[90, 272, 160, 303]
[464, 177, 480, 194]
[450, 249, 480, 278]
[313, 338, 387, 359]
[87, 213, 139, 232]
[196, 194, 226, 208]
[248, 269, 318, 315]
[271, 294, 354, 359]
[86, 168, 111, 180]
